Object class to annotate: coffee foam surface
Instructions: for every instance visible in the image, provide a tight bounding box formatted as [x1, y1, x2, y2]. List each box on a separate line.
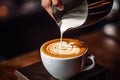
[42, 38, 87, 58]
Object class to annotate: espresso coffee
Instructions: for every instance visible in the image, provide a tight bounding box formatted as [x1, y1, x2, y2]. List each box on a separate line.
[41, 38, 87, 58]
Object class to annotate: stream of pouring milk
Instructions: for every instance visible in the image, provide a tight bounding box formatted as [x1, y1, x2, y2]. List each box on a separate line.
[59, 1, 88, 48]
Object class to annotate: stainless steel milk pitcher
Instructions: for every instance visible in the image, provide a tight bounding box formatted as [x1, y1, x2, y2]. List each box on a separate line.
[52, 0, 113, 28]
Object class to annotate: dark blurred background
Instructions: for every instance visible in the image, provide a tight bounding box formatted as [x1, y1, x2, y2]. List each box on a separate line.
[0, 0, 119, 59]
[0, 0, 60, 59]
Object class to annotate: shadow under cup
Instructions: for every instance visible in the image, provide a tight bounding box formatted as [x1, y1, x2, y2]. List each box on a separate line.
[40, 38, 95, 80]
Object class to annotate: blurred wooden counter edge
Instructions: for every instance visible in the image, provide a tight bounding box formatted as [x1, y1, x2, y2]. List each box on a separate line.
[0, 49, 41, 68]
[0, 49, 40, 80]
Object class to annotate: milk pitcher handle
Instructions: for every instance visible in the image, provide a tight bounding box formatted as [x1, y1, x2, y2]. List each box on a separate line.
[81, 55, 95, 71]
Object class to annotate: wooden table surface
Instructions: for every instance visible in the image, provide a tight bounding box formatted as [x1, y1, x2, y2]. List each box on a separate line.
[0, 22, 120, 80]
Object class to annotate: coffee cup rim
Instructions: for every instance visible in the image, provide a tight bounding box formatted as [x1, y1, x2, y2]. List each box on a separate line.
[40, 46, 88, 60]
[40, 38, 88, 60]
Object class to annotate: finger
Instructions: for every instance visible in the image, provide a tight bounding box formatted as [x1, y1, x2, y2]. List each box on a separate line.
[41, 0, 52, 9]
[41, 0, 53, 17]
[52, 0, 64, 11]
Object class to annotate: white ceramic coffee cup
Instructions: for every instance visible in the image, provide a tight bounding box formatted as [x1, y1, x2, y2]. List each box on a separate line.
[40, 40, 95, 80]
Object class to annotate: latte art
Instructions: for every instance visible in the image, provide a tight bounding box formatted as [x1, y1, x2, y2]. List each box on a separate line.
[47, 41, 80, 55]
[41, 38, 87, 58]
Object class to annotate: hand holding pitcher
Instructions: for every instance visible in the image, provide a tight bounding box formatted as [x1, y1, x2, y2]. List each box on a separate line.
[41, 0, 113, 28]
[41, 0, 64, 18]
